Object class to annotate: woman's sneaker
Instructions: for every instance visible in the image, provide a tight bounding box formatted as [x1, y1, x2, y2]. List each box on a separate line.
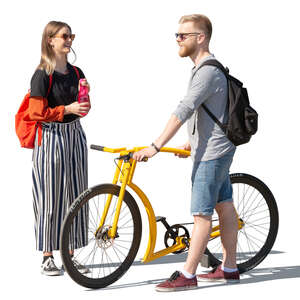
[197, 265, 240, 283]
[72, 257, 90, 274]
[41, 257, 63, 276]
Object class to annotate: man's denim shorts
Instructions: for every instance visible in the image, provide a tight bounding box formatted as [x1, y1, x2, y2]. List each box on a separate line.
[190, 150, 235, 216]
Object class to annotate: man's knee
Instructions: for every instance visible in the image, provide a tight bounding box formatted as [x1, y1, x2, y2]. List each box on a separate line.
[193, 214, 212, 224]
[215, 201, 235, 216]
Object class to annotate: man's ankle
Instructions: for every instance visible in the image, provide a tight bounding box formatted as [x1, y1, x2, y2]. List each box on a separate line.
[221, 264, 238, 273]
[181, 269, 196, 279]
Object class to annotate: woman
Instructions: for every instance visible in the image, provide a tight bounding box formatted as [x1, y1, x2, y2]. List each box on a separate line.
[29, 21, 91, 276]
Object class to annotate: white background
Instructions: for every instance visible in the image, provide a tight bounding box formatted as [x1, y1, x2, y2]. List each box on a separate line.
[1, 0, 300, 298]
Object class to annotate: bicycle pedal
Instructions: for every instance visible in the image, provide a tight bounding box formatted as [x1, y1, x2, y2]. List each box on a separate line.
[155, 216, 166, 223]
[156, 216, 172, 230]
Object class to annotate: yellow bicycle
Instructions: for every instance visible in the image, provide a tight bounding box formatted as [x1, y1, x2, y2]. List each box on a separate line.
[60, 145, 279, 289]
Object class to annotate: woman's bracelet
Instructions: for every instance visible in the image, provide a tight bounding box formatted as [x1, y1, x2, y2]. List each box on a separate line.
[151, 142, 160, 152]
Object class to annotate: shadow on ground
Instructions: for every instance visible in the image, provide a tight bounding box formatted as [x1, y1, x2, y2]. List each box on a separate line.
[85, 250, 300, 291]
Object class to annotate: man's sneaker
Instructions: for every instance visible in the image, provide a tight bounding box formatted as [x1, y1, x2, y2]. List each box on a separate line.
[72, 257, 90, 274]
[155, 271, 197, 292]
[41, 257, 63, 276]
[197, 265, 240, 283]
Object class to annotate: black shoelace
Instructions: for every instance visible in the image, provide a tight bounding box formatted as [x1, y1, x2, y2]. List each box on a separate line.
[168, 271, 181, 282]
[211, 265, 221, 273]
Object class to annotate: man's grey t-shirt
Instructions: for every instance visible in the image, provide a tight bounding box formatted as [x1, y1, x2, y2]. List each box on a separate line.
[173, 55, 235, 162]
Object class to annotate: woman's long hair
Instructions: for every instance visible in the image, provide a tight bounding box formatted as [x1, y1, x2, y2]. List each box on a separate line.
[37, 21, 76, 75]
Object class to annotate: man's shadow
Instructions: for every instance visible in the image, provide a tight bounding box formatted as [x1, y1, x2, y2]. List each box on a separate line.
[90, 251, 300, 291]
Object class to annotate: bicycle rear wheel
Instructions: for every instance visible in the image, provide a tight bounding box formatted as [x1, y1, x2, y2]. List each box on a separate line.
[60, 184, 142, 289]
[205, 173, 279, 273]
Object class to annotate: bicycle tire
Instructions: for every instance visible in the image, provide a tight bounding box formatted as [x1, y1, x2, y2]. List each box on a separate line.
[205, 173, 279, 274]
[60, 184, 142, 289]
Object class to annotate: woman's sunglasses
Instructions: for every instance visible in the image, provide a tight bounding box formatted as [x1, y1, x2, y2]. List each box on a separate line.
[53, 33, 75, 41]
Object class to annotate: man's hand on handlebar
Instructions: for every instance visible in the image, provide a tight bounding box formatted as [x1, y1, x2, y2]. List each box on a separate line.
[175, 142, 191, 158]
[133, 146, 157, 162]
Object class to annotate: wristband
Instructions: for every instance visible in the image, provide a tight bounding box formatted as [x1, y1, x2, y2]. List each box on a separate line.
[151, 142, 160, 152]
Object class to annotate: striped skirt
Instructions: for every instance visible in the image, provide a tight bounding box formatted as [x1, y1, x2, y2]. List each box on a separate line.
[32, 119, 88, 252]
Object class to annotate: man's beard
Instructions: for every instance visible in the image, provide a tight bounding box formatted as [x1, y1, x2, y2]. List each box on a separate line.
[178, 43, 197, 57]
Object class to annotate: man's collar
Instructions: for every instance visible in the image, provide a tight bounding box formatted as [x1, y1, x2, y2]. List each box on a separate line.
[192, 54, 215, 72]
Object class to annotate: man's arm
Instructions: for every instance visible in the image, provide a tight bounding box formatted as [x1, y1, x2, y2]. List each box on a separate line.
[133, 114, 182, 161]
[133, 67, 216, 162]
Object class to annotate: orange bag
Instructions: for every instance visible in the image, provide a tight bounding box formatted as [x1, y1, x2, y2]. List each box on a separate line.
[15, 75, 52, 149]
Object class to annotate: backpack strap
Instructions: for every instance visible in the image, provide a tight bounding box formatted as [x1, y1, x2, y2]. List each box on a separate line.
[202, 59, 229, 133]
[72, 65, 80, 79]
[192, 59, 229, 135]
[35, 73, 53, 147]
[46, 74, 53, 97]
[202, 103, 226, 132]
[200, 59, 229, 77]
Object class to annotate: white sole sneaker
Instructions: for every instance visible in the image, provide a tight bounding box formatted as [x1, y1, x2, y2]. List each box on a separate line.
[41, 269, 63, 276]
[197, 277, 240, 283]
[41, 257, 63, 276]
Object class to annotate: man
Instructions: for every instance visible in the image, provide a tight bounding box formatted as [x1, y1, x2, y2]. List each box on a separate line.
[133, 14, 239, 292]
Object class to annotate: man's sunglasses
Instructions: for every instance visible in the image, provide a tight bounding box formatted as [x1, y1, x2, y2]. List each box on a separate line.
[175, 32, 202, 41]
[53, 33, 75, 41]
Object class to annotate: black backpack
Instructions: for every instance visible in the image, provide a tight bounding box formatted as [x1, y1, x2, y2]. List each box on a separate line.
[199, 60, 258, 146]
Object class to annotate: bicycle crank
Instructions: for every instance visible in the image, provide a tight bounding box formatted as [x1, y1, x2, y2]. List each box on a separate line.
[164, 224, 190, 254]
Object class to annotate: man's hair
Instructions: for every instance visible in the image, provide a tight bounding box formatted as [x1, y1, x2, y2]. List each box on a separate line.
[179, 14, 212, 42]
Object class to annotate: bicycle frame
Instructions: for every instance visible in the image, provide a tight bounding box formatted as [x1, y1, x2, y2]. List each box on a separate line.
[94, 146, 244, 264]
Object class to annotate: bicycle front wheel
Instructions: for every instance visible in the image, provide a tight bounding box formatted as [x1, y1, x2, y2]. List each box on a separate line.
[60, 184, 142, 289]
[205, 173, 279, 273]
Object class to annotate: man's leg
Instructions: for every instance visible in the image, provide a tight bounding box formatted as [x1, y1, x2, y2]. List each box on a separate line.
[183, 214, 212, 275]
[215, 201, 238, 269]
[196, 201, 240, 283]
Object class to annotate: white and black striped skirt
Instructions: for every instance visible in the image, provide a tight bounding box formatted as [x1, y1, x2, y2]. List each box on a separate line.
[32, 119, 88, 252]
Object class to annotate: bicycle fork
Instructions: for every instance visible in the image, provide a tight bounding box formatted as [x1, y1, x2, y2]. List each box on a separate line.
[95, 158, 131, 239]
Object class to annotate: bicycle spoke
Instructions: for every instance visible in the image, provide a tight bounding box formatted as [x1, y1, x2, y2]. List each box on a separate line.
[245, 214, 271, 225]
[245, 221, 270, 234]
[118, 209, 131, 223]
[243, 199, 267, 223]
[112, 242, 129, 258]
[73, 236, 96, 260]
[119, 217, 134, 228]
[241, 205, 269, 221]
[119, 225, 134, 229]
[88, 203, 98, 229]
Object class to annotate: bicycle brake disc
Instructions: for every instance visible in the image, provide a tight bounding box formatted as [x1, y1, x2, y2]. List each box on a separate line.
[95, 225, 119, 249]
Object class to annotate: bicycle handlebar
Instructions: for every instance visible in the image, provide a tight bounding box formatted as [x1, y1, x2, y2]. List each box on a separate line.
[90, 145, 127, 153]
[159, 147, 191, 156]
[90, 144, 191, 157]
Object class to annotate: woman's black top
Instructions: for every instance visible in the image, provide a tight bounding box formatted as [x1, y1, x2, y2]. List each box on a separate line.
[30, 63, 85, 123]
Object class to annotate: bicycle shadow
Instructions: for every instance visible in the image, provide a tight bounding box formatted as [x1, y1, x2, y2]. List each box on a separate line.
[93, 250, 299, 291]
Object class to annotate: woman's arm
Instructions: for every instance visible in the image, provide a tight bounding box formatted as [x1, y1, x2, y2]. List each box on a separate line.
[28, 96, 64, 122]
[28, 97, 91, 121]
